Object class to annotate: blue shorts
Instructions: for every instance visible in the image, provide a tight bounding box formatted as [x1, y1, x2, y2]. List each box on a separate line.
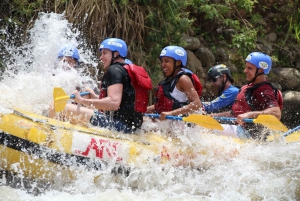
[89, 111, 134, 134]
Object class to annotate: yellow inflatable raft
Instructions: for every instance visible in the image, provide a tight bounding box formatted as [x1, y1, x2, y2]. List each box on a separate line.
[0, 108, 200, 184]
[0, 108, 299, 185]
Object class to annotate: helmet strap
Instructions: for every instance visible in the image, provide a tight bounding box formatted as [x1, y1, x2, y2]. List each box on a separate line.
[168, 59, 179, 78]
[247, 68, 264, 85]
[111, 51, 122, 65]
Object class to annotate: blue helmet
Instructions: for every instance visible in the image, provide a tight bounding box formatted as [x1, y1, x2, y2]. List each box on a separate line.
[99, 38, 127, 57]
[245, 52, 272, 74]
[159, 46, 187, 66]
[125, 59, 133, 64]
[58, 47, 80, 61]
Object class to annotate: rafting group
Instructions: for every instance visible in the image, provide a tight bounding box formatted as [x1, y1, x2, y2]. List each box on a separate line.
[50, 37, 284, 140]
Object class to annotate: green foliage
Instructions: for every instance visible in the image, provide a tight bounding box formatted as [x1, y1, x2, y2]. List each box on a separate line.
[196, 1, 258, 58]
[144, 0, 193, 45]
[140, 0, 194, 83]
[1, 0, 300, 83]
[250, 13, 263, 25]
[224, 0, 257, 12]
[232, 30, 257, 58]
[223, 18, 240, 30]
[11, 0, 43, 23]
[287, 4, 300, 42]
[198, 4, 230, 20]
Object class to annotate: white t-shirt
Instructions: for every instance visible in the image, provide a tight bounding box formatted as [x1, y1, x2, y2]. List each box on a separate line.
[170, 86, 188, 102]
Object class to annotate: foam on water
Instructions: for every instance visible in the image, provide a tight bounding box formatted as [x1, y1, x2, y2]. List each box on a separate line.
[0, 12, 300, 201]
[0, 12, 97, 114]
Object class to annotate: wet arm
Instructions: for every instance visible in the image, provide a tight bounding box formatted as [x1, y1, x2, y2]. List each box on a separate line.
[75, 84, 122, 110]
[236, 106, 281, 124]
[164, 75, 201, 117]
[211, 110, 232, 117]
[84, 87, 99, 99]
[203, 88, 237, 113]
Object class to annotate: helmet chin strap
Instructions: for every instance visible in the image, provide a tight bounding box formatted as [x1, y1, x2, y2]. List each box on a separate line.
[247, 68, 264, 85]
[167, 59, 179, 79]
[110, 51, 122, 65]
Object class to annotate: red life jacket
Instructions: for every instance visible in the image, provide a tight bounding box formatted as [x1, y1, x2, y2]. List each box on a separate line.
[99, 81, 106, 99]
[232, 81, 283, 117]
[99, 63, 152, 113]
[154, 68, 203, 114]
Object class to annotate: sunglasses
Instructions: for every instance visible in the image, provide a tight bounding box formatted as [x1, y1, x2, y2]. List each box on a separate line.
[210, 75, 221, 83]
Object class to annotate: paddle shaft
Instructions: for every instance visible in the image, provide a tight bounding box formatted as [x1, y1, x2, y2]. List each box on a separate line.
[144, 113, 183, 121]
[70, 92, 90, 99]
[144, 113, 224, 130]
[282, 125, 300, 137]
[213, 117, 254, 123]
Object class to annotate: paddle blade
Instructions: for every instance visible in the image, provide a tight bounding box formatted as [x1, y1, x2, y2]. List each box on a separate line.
[183, 114, 224, 130]
[253, 115, 288, 132]
[53, 87, 70, 112]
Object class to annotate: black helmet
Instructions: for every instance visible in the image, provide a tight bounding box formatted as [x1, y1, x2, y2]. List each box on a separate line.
[207, 64, 234, 83]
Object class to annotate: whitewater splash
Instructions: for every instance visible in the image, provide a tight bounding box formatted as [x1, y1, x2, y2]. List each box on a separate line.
[0, 12, 300, 201]
[0, 12, 98, 114]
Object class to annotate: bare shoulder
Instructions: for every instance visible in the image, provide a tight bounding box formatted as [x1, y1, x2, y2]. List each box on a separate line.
[178, 74, 193, 85]
[177, 74, 194, 92]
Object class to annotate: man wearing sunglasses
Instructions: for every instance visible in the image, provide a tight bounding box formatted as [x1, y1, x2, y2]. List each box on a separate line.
[202, 64, 239, 113]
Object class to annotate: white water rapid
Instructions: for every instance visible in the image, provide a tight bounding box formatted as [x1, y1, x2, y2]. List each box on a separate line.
[0, 12, 300, 201]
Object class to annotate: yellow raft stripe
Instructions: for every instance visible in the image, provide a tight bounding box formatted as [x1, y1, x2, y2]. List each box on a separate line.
[0, 144, 74, 182]
[1, 108, 183, 166]
[0, 113, 144, 164]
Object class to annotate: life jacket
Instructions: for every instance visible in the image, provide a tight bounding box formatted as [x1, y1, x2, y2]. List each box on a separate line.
[99, 81, 106, 99]
[154, 68, 203, 113]
[99, 63, 152, 113]
[245, 81, 283, 110]
[232, 81, 283, 117]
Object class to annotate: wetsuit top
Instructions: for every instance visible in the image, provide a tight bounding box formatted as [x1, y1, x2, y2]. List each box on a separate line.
[202, 85, 239, 113]
[100, 62, 143, 129]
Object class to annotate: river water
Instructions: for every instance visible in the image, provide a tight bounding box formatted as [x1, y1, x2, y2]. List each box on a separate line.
[0, 12, 300, 201]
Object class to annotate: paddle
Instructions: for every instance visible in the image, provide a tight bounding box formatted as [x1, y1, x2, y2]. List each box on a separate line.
[53, 87, 90, 112]
[213, 115, 288, 132]
[144, 113, 224, 130]
[281, 125, 300, 137]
